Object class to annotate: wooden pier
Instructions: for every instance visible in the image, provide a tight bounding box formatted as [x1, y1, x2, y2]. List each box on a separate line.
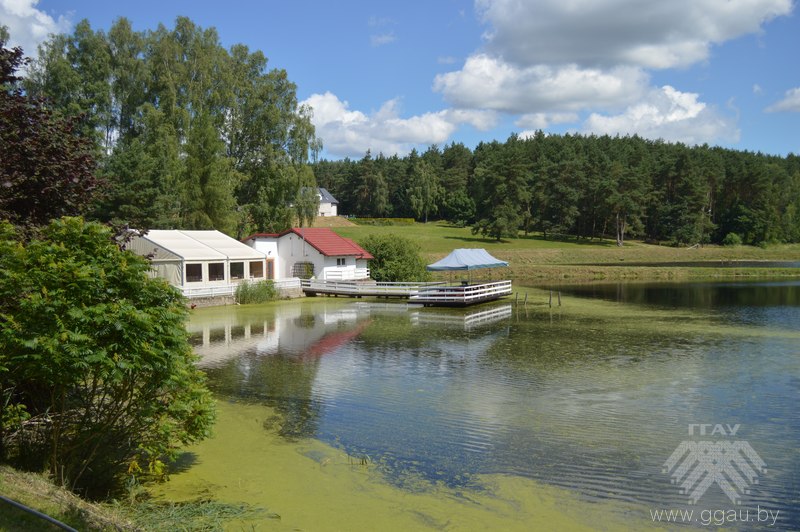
[301, 279, 512, 306]
[301, 279, 443, 298]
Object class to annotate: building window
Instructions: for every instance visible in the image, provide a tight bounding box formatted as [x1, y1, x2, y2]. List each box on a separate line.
[208, 262, 225, 281]
[230, 262, 244, 280]
[266, 259, 274, 280]
[249, 261, 264, 279]
[292, 261, 314, 279]
[186, 263, 203, 283]
[336, 258, 346, 266]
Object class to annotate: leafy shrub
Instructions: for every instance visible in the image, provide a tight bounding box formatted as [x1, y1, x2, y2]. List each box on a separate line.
[359, 234, 430, 282]
[235, 280, 278, 304]
[352, 218, 416, 226]
[722, 232, 742, 246]
[0, 218, 215, 497]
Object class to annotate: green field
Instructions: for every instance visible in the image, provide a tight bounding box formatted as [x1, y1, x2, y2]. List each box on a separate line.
[331, 221, 800, 282]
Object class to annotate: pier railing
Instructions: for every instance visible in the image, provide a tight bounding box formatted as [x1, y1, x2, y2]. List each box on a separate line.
[412, 280, 513, 305]
[301, 279, 444, 297]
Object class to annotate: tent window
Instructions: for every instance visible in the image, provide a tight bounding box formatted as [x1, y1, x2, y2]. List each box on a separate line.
[209, 262, 225, 281]
[292, 262, 314, 279]
[230, 262, 244, 280]
[186, 263, 203, 283]
[250, 261, 264, 279]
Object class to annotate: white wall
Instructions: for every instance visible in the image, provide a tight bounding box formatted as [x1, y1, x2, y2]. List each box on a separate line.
[248, 239, 280, 280]
[318, 202, 338, 217]
[277, 233, 326, 279]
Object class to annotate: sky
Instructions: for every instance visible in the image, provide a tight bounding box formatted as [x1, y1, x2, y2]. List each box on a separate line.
[2, 0, 799, 160]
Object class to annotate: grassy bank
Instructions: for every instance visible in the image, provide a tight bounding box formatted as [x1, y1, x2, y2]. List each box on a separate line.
[0, 466, 133, 530]
[0, 465, 270, 531]
[332, 222, 800, 282]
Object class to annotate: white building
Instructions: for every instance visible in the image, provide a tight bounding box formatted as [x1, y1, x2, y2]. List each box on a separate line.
[243, 227, 372, 281]
[317, 188, 339, 217]
[128, 229, 268, 296]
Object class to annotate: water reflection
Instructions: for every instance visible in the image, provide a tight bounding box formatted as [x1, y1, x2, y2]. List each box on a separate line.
[187, 291, 800, 530]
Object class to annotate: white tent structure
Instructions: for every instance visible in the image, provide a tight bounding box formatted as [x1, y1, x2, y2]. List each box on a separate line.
[426, 248, 509, 271]
[128, 230, 268, 297]
[413, 248, 512, 307]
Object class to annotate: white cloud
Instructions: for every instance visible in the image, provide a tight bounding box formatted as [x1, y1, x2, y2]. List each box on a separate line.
[302, 92, 497, 158]
[0, 0, 71, 57]
[475, 0, 792, 69]
[516, 112, 579, 130]
[582, 86, 739, 144]
[427, 0, 792, 148]
[434, 54, 648, 113]
[753, 84, 763, 95]
[370, 32, 395, 47]
[765, 87, 800, 113]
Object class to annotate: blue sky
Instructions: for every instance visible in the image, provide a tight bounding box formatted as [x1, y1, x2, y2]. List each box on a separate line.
[2, 0, 799, 159]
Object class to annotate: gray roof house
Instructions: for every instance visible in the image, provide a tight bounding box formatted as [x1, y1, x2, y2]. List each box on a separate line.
[317, 187, 339, 217]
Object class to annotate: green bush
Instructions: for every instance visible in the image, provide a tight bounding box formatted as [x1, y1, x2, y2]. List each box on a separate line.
[235, 280, 278, 304]
[722, 232, 742, 246]
[359, 234, 430, 282]
[352, 218, 416, 226]
[0, 218, 215, 497]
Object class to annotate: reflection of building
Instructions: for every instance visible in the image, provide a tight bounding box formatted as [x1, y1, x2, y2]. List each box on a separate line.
[128, 230, 268, 297]
[187, 302, 369, 367]
[243, 228, 372, 281]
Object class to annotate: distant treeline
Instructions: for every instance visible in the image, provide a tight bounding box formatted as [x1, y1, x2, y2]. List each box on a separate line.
[314, 133, 800, 245]
[14, 17, 799, 246]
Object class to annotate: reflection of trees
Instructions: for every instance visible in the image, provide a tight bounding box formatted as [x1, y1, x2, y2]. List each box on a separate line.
[563, 282, 800, 309]
[205, 348, 323, 440]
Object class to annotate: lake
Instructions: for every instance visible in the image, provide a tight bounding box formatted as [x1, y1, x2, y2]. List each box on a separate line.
[159, 280, 800, 530]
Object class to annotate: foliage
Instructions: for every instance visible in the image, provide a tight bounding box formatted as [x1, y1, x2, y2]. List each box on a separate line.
[315, 135, 800, 247]
[359, 234, 430, 282]
[0, 218, 215, 497]
[0, 39, 100, 229]
[235, 280, 278, 304]
[23, 17, 318, 235]
[722, 232, 743, 246]
[352, 218, 416, 226]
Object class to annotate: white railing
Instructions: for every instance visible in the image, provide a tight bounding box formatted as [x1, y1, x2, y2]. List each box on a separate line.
[182, 278, 301, 299]
[323, 268, 371, 281]
[412, 280, 513, 304]
[272, 278, 301, 290]
[182, 285, 237, 299]
[301, 279, 444, 296]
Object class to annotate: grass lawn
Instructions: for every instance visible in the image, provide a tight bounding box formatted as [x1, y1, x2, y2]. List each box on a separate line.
[331, 221, 800, 282]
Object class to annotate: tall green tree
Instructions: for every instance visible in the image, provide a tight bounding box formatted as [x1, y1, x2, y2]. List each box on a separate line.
[471, 137, 531, 240]
[24, 17, 319, 235]
[407, 158, 441, 222]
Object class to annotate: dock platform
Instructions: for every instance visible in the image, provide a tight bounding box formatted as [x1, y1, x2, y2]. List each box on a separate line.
[301, 279, 512, 306]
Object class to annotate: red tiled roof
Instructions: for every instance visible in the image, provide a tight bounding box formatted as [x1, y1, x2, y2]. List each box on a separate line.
[243, 228, 373, 259]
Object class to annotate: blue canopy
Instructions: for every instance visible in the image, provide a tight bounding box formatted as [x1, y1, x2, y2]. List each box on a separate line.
[426, 248, 509, 271]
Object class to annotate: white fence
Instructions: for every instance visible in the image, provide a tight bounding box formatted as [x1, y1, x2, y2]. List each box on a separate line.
[301, 279, 444, 297]
[412, 280, 513, 304]
[323, 268, 371, 281]
[182, 278, 301, 299]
